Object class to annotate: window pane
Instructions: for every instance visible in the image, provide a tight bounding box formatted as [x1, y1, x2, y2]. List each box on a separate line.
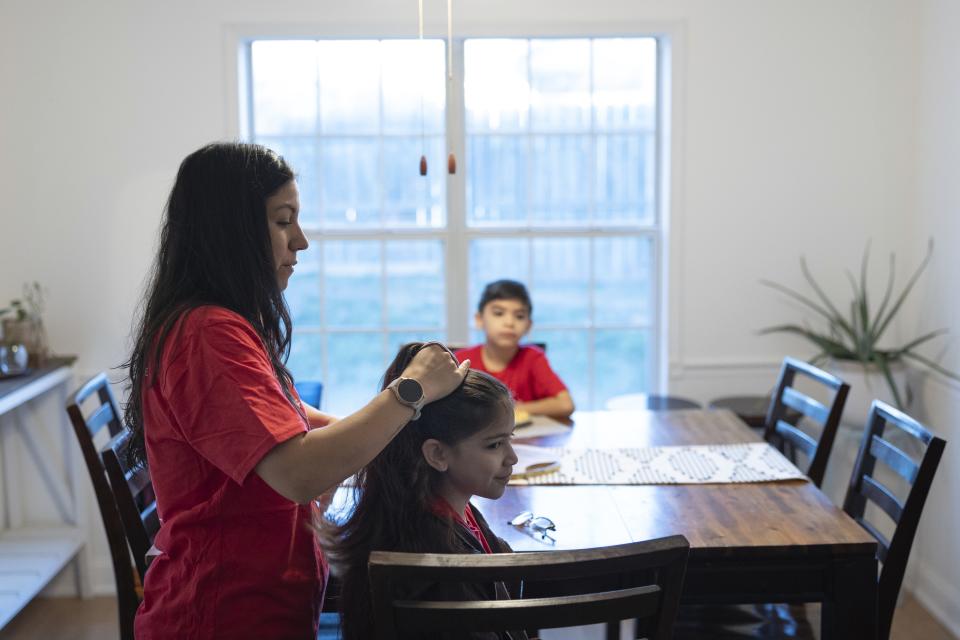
[529, 39, 590, 131]
[285, 244, 321, 328]
[288, 332, 324, 384]
[383, 136, 445, 228]
[529, 135, 590, 225]
[386, 240, 445, 328]
[469, 238, 530, 319]
[594, 134, 655, 225]
[593, 38, 658, 130]
[530, 329, 589, 409]
[594, 329, 651, 407]
[251, 40, 318, 136]
[594, 237, 654, 326]
[257, 136, 321, 228]
[320, 138, 380, 228]
[467, 135, 528, 226]
[318, 41, 380, 134]
[382, 40, 445, 134]
[325, 332, 385, 415]
[464, 39, 529, 132]
[531, 238, 590, 326]
[324, 241, 381, 328]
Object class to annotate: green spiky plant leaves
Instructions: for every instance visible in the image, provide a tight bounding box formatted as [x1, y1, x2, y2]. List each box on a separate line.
[760, 241, 959, 409]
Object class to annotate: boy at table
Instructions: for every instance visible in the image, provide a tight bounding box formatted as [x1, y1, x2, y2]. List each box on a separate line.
[455, 279, 574, 420]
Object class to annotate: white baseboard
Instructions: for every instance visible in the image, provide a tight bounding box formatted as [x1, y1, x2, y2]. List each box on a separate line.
[910, 565, 960, 638]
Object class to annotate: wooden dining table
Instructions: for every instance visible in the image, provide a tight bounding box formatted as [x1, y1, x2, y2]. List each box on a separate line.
[472, 408, 878, 640]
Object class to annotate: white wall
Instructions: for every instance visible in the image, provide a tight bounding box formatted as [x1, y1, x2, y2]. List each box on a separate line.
[903, 0, 960, 634]
[4, 0, 952, 626]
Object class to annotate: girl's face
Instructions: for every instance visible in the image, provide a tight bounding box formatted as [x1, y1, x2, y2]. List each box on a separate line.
[428, 408, 518, 511]
[266, 180, 308, 291]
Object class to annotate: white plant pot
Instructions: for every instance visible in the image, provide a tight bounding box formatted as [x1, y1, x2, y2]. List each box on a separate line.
[826, 358, 909, 427]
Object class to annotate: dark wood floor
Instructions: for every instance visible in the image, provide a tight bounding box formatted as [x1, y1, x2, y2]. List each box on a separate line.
[0, 592, 955, 639]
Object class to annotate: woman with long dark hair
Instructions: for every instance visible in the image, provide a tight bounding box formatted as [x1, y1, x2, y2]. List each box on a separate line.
[321, 342, 527, 640]
[124, 143, 468, 639]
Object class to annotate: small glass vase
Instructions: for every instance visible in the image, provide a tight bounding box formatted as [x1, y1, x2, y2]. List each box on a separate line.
[1, 318, 48, 368]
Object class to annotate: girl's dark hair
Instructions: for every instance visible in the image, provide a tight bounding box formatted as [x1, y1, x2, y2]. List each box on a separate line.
[123, 142, 299, 466]
[478, 278, 532, 314]
[321, 342, 513, 640]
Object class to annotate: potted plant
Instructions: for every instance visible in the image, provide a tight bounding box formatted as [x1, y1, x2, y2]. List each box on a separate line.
[1, 282, 49, 368]
[760, 241, 959, 425]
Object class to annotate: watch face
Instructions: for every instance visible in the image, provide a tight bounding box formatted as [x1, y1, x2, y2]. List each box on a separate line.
[397, 378, 424, 403]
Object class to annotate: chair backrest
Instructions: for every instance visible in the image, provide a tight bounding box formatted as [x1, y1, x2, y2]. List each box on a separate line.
[65, 372, 139, 640]
[763, 357, 850, 487]
[294, 380, 323, 408]
[368, 535, 689, 640]
[843, 401, 946, 640]
[102, 429, 160, 580]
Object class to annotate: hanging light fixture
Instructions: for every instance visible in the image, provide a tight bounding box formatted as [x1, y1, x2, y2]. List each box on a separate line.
[418, 0, 428, 176]
[416, 0, 457, 176]
[446, 0, 456, 174]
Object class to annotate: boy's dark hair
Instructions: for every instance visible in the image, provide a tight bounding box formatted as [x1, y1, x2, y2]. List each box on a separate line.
[477, 279, 532, 314]
[320, 342, 513, 640]
[123, 142, 299, 467]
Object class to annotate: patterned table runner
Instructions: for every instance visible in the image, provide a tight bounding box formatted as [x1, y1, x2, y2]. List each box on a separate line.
[509, 442, 807, 485]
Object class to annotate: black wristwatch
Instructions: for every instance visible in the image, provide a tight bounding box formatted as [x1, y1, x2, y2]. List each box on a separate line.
[387, 377, 426, 420]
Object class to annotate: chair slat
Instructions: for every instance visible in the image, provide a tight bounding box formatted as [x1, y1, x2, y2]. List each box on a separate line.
[125, 467, 152, 496]
[781, 387, 829, 424]
[860, 475, 904, 523]
[86, 403, 117, 436]
[141, 503, 161, 538]
[774, 420, 817, 457]
[854, 516, 890, 564]
[395, 586, 660, 633]
[869, 435, 919, 484]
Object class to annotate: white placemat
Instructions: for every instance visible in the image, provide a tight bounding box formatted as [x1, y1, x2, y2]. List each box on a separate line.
[509, 442, 807, 485]
[512, 415, 572, 439]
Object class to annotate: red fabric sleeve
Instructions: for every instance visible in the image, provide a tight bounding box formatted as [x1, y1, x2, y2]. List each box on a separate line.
[530, 351, 568, 400]
[159, 310, 307, 486]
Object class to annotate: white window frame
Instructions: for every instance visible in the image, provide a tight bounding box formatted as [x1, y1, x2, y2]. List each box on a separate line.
[223, 23, 686, 406]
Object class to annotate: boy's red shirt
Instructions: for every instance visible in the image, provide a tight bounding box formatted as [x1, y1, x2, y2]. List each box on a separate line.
[454, 344, 567, 403]
[136, 306, 326, 640]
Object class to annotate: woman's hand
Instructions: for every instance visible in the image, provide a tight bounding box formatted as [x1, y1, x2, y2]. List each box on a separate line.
[400, 343, 470, 404]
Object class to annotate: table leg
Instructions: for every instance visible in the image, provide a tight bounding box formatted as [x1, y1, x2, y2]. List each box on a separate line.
[822, 554, 877, 640]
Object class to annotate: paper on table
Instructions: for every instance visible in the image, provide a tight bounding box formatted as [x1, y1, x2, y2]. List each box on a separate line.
[512, 414, 572, 439]
[511, 443, 561, 479]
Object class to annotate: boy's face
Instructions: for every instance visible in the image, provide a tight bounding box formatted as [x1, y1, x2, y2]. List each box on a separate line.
[475, 298, 532, 350]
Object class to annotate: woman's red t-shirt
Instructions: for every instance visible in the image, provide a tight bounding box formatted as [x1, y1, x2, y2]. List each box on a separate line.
[135, 306, 325, 640]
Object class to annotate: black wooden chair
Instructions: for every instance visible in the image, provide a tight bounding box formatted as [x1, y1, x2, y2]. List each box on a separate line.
[678, 400, 947, 640]
[763, 357, 850, 487]
[101, 429, 160, 581]
[842, 400, 946, 640]
[65, 372, 140, 640]
[368, 536, 689, 640]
